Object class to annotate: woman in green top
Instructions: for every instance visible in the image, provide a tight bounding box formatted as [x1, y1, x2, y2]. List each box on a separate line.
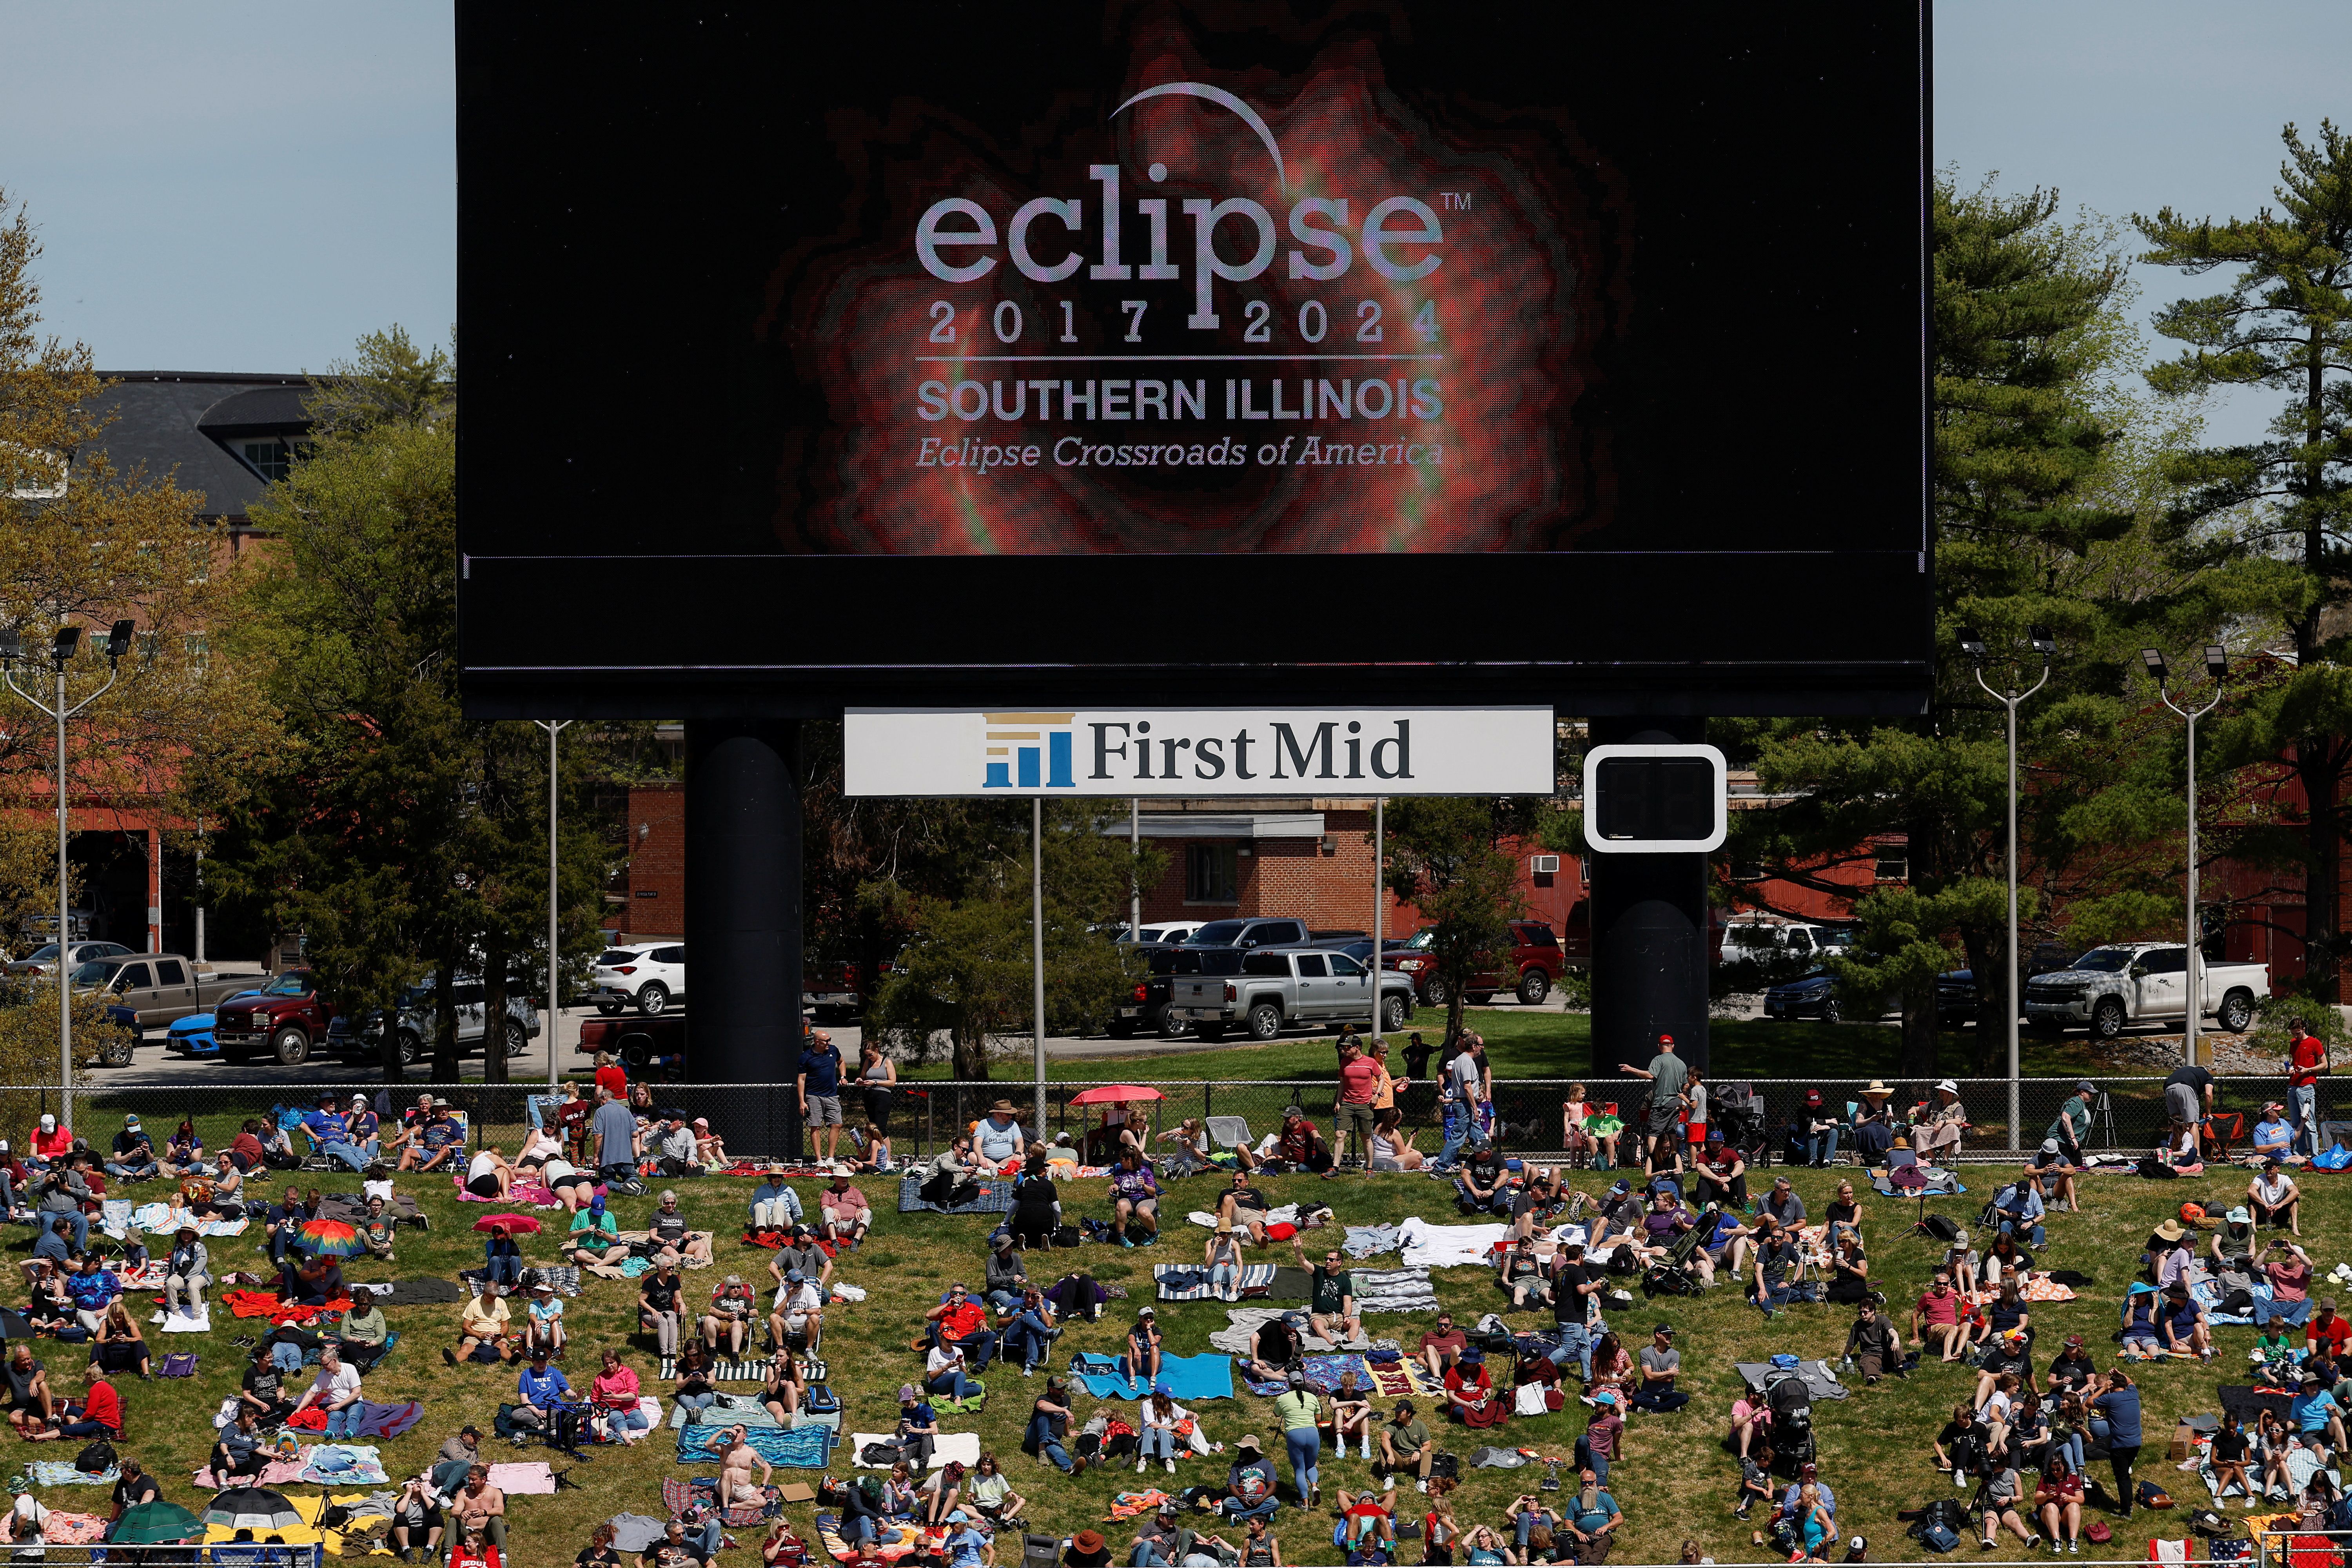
[1273, 1372, 1324, 1508]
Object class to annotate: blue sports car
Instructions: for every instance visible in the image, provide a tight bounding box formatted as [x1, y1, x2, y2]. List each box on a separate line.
[163, 989, 264, 1056]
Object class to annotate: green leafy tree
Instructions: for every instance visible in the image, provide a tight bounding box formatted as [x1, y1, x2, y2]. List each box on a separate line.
[863, 802, 1161, 1078]
[1384, 798, 1530, 1048]
[2137, 122, 2352, 998]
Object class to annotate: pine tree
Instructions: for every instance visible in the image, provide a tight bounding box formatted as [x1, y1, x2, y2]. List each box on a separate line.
[2136, 121, 2352, 998]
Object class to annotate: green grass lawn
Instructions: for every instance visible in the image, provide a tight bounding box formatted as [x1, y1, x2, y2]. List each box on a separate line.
[32, 1103, 2347, 1566]
[909, 1008, 2074, 1084]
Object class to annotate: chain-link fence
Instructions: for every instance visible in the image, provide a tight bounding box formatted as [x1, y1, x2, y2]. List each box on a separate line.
[14, 1072, 2337, 1169]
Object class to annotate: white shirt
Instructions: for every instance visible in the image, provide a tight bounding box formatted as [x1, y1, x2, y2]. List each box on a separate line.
[784, 1283, 824, 1320]
[925, 1345, 964, 1379]
[467, 1152, 499, 1183]
[313, 1364, 362, 1405]
[539, 1158, 577, 1186]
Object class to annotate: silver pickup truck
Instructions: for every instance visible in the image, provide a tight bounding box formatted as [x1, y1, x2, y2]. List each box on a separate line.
[2024, 942, 2267, 1039]
[1171, 943, 1417, 1041]
[74, 953, 258, 1031]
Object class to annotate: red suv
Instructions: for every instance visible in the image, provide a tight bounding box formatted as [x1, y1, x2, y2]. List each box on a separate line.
[1387, 920, 1566, 1006]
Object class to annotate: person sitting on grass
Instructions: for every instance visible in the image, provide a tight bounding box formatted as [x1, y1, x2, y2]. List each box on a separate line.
[670, 1340, 718, 1426]
[392, 1474, 445, 1563]
[758, 1348, 804, 1425]
[568, 1194, 623, 1268]
[463, 1144, 515, 1201]
[1842, 1299, 1904, 1386]
[2161, 1282, 2215, 1361]
[1561, 1470, 1622, 1562]
[1297, 1238, 1364, 1347]
[2251, 1160, 2303, 1235]
[448, 1282, 519, 1367]
[2034, 1452, 2084, 1552]
[1377, 1400, 1434, 1494]
[1122, 1306, 1165, 1395]
[211, 1405, 268, 1482]
[2252, 1104, 2297, 1165]
[1270, 1106, 1333, 1176]
[1247, 1313, 1305, 1387]
[0, 1345, 51, 1438]
[1443, 1345, 1506, 1429]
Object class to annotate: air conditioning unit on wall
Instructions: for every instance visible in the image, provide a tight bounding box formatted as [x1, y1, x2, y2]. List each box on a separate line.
[1531, 854, 1560, 875]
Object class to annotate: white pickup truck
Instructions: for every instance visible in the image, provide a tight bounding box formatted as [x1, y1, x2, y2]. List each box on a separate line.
[2023, 942, 2267, 1040]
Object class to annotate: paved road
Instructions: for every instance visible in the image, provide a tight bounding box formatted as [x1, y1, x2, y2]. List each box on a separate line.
[85, 1004, 597, 1088]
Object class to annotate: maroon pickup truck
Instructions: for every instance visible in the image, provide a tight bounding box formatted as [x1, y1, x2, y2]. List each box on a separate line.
[577, 1012, 688, 1071]
[211, 971, 338, 1066]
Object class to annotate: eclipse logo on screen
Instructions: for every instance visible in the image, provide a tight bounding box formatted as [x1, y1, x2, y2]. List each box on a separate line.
[776, 38, 1624, 556]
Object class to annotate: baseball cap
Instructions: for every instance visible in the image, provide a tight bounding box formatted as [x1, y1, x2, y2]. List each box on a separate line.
[1654, 1323, 1675, 1336]
[2076, 1080, 2096, 1095]
[1138, 1305, 1155, 1317]
[898, 1384, 918, 1402]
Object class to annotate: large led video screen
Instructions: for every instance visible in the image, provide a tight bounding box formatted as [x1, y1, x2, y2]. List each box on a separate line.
[457, 1, 1930, 712]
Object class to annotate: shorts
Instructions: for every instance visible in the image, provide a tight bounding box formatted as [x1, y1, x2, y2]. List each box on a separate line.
[1336, 1102, 1377, 1142]
[1232, 1207, 1267, 1231]
[805, 1095, 844, 1128]
[1118, 1195, 1158, 1215]
[2165, 1084, 2200, 1127]
[1647, 1103, 1680, 1134]
[466, 1174, 502, 1197]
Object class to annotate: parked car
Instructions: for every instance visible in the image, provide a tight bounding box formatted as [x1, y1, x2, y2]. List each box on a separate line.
[1116, 920, 1211, 946]
[8, 940, 131, 978]
[1762, 968, 1843, 1024]
[72, 954, 258, 1033]
[211, 971, 338, 1065]
[576, 1012, 687, 1071]
[1170, 943, 1416, 1040]
[1935, 943, 2080, 1027]
[1178, 917, 1310, 950]
[1108, 944, 1191, 1038]
[1384, 920, 1565, 1006]
[803, 955, 890, 1021]
[2024, 943, 2268, 1039]
[160, 989, 267, 1058]
[328, 973, 543, 1065]
[591, 944, 685, 1016]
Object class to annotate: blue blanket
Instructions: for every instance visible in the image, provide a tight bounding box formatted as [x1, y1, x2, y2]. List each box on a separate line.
[1068, 1351, 1234, 1401]
[678, 1421, 835, 1468]
[898, 1173, 1015, 1216]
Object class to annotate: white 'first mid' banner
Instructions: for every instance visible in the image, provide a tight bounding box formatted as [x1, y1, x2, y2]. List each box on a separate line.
[844, 706, 1556, 797]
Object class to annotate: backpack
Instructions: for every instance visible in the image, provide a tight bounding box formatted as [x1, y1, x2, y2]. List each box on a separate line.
[2137, 1480, 2174, 1509]
[73, 1441, 114, 1475]
[1918, 1521, 1962, 1552]
[1921, 1214, 1960, 1242]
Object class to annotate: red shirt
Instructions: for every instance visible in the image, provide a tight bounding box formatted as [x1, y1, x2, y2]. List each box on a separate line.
[31, 1128, 71, 1161]
[1916, 1288, 1960, 1326]
[230, 1132, 264, 1165]
[596, 1064, 630, 1098]
[2310, 1315, 2351, 1357]
[1338, 1058, 1381, 1106]
[82, 1379, 120, 1433]
[2292, 1036, 2327, 1089]
[935, 1301, 986, 1341]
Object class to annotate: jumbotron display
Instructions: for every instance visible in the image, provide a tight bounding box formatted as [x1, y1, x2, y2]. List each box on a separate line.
[456, 2, 1929, 710]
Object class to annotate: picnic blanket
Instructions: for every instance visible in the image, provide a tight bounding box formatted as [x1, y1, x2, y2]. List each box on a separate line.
[2017, 1274, 2079, 1303]
[814, 1510, 924, 1564]
[1187, 1204, 1303, 1230]
[1297, 1352, 1374, 1396]
[160, 1308, 212, 1333]
[1870, 1170, 1967, 1198]
[897, 1173, 1014, 1216]
[2219, 1385, 2297, 1426]
[283, 1399, 423, 1440]
[124, 1200, 249, 1237]
[657, 1356, 771, 1382]
[851, 1430, 983, 1470]
[1367, 1356, 1437, 1399]
[1733, 1359, 1851, 1402]
[1208, 1305, 1368, 1358]
[669, 1392, 782, 1432]
[28, 1460, 116, 1487]
[1343, 1223, 1402, 1258]
[33, 1511, 106, 1546]
[296, 1443, 390, 1485]
[194, 1457, 305, 1488]
[223, 1287, 352, 1325]
[678, 1421, 835, 1468]
[1154, 1263, 1276, 1301]
[1397, 1218, 1511, 1270]
[486, 1460, 557, 1495]
[1068, 1351, 1234, 1402]
[381, 1277, 466, 1305]
[1352, 1267, 1439, 1313]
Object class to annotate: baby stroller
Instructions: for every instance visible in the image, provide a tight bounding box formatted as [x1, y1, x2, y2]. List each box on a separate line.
[1762, 1367, 1815, 1476]
[1711, 1082, 1769, 1167]
[1641, 1215, 1710, 1299]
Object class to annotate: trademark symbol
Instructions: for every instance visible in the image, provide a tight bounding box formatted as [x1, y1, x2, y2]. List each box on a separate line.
[1440, 191, 1472, 211]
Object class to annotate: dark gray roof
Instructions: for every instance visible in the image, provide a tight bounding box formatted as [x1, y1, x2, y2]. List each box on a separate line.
[82, 373, 312, 523]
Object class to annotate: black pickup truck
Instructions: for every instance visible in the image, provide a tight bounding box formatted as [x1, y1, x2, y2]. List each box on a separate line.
[1107, 944, 1189, 1038]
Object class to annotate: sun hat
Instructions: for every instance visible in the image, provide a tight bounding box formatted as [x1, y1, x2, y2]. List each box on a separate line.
[1236, 1435, 1261, 1451]
[1935, 1079, 1958, 1094]
[2154, 1219, 2187, 1242]
[988, 1100, 1016, 1115]
[1861, 1081, 1891, 1095]
[1074, 1533, 1105, 1555]
[2040, 1138, 2061, 1155]
[947, 1511, 969, 1525]
[1591, 1390, 1616, 1405]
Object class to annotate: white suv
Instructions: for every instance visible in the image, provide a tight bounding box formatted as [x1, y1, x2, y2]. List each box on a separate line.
[592, 944, 686, 1016]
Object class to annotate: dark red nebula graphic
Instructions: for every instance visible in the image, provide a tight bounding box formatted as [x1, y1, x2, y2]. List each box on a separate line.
[762, 16, 1629, 555]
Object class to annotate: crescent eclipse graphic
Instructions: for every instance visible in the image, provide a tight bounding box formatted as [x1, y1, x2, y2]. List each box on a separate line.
[1112, 81, 1288, 194]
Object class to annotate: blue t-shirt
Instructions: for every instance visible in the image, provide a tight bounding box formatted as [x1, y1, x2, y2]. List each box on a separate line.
[2256, 1118, 2294, 1149]
[947, 1528, 987, 1567]
[518, 1365, 572, 1406]
[900, 1401, 937, 1431]
[2293, 1390, 2337, 1433]
[799, 1048, 842, 1096]
[1569, 1491, 1618, 1534]
[2092, 1387, 2142, 1447]
[301, 1111, 341, 1143]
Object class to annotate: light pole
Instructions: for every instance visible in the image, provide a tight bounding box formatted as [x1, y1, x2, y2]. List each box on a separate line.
[1369, 797, 1385, 1047]
[533, 719, 572, 1091]
[0, 620, 133, 1123]
[1032, 797, 1047, 1141]
[1962, 625, 2052, 1153]
[2143, 645, 2228, 1067]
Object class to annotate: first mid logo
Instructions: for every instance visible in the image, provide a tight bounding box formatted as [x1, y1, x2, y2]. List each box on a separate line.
[983, 712, 1076, 789]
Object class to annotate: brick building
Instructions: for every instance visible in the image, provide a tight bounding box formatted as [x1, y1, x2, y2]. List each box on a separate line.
[616, 786, 1589, 949]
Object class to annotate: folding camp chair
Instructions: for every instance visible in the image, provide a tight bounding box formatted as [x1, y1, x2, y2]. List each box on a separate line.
[1206, 1116, 1252, 1158]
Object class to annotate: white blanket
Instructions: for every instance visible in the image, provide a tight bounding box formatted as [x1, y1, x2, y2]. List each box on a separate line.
[851, 1430, 983, 1470]
[1397, 1217, 1510, 1269]
[161, 1309, 211, 1334]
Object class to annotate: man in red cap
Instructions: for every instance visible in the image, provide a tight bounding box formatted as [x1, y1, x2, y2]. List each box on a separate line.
[1622, 1033, 1688, 1163]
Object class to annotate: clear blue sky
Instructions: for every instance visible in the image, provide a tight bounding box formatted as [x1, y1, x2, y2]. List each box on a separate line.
[0, 1, 2341, 445]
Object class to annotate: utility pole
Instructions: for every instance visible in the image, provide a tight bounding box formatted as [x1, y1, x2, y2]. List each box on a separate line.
[1032, 798, 1048, 1142]
[1963, 626, 2052, 1152]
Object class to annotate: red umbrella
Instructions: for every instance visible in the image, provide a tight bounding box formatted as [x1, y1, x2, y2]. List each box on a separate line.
[470, 1213, 542, 1235]
[1066, 1085, 1162, 1105]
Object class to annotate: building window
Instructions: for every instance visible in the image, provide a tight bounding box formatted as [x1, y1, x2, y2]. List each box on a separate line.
[1186, 843, 1238, 903]
[1875, 851, 1908, 883]
[183, 633, 209, 675]
[243, 440, 290, 483]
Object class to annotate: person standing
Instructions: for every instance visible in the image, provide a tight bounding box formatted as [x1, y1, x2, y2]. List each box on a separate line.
[2286, 1026, 2330, 1160]
[1333, 1040, 1381, 1175]
[2089, 1367, 2143, 1518]
[1622, 1034, 1689, 1162]
[797, 1030, 846, 1166]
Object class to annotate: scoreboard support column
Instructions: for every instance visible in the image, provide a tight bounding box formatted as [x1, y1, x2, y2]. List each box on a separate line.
[1587, 719, 1715, 1083]
[684, 719, 804, 1158]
